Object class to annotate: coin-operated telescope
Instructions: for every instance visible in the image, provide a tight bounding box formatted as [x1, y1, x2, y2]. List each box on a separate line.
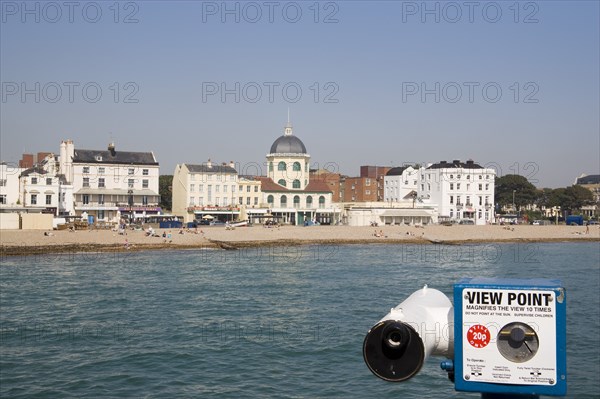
[363, 278, 567, 398]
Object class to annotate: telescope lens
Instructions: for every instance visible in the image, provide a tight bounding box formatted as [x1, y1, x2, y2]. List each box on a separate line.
[363, 320, 425, 382]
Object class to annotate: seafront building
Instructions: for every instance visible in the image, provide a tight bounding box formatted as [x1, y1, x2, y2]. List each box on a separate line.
[0, 162, 22, 208]
[419, 160, 496, 225]
[172, 121, 339, 225]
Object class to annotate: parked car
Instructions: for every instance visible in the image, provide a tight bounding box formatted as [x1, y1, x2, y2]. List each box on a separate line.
[532, 220, 542, 225]
[209, 220, 225, 226]
[458, 219, 475, 225]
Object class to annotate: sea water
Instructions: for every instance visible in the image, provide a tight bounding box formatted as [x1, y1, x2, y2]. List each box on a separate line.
[1, 242, 598, 398]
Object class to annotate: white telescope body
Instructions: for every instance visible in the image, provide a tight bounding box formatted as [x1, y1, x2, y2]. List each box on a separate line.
[363, 285, 454, 382]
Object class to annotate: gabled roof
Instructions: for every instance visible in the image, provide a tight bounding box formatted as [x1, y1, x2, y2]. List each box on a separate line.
[73, 149, 158, 165]
[185, 163, 237, 174]
[576, 174, 600, 185]
[256, 177, 331, 193]
[19, 166, 47, 178]
[427, 160, 483, 169]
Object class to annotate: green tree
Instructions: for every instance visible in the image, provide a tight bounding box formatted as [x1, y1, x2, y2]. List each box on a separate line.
[159, 175, 173, 211]
[562, 185, 594, 212]
[494, 174, 537, 209]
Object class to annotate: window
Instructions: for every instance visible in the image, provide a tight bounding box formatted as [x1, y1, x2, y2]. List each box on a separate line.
[0, 179, 6, 187]
[319, 196, 326, 208]
[293, 195, 300, 208]
[128, 179, 134, 188]
[46, 194, 52, 205]
[269, 162, 273, 172]
[143, 169, 149, 176]
[457, 183, 461, 190]
[485, 184, 489, 190]
[83, 178, 90, 187]
[223, 185, 227, 193]
[450, 183, 454, 190]
[98, 178, 105, 188]
[83, 167, 90, 174]
[246, 197, 251, 205]
[365, 190, 371, 195]
[31, 177, 38, 184]
[457, 196, 461, 205]
[479, 196, 482, 205]
[142, 180, 148, 189]
[254, 197, 258, 206]
[466, 184, 470, 190]
[99, 167, 105, 174]
[239, 197, 243, 205]
[450, 196, 454, 204]
[293, 162, 301, 171]
[366, 178, 371, 186]
[467, 175, 470, 180]
[223, 197, 229, 206]
[46, 178, 52, 185]
[215, 185, 220, 193]
[98, 210, 105, 220]
[457, 175, 461, 179]
[239, 185, 243, 192]
[0, 195, 6, 204]
[190, 197, 195, 205]
[199, 197, 204, 205]
[199, 184, 204, 192]
[278, 179, 287, 187]
[292, 179, 300, 189]
[267, 195, 274, 205]
[128, 168, 134, 175]
[466, 196, 471, 205]
[190, 184, 195, 192]
[306, 196, 313, 207]
[479, 184, 482, 190]
[254, 186, 258, 192]
[450, 210, 454, 217]
[82, 194, 89, 205]
[216, 174, 221, 181]
[246, 186, 251, 193]
[450, 174, 454, 179]
[215, 197, 220, 206]
[280, 195, 287, 207]
[191, 174, 196, 181]
[231, 185, 234, 192]
[98, 194, 104, 205]
[278, 162, 286, 171]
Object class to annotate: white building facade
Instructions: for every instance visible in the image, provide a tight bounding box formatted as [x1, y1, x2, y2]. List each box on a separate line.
[419, 160, 496, 225]
[172, 160, 244, 223]
[66, 140, 161, 223]
[384, 166, 419, 203]
[0, 163, 22, 208]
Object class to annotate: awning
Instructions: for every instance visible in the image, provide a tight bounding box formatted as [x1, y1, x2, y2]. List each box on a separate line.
[75, 188, 159, 196]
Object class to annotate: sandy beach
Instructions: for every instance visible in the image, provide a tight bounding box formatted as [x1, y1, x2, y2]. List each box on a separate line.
[1, 224, 598, 257]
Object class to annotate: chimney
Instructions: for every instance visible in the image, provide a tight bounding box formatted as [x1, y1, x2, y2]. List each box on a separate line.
[207, 159, 212, 168]
[453, 159, 460, 164]
[108, 141, 116, 156]
[229, 161, 235, 169]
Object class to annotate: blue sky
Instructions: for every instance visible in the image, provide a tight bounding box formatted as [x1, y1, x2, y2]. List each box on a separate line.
[1, 0, 598, 188]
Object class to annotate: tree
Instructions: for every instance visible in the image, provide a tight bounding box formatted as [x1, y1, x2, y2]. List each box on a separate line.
[494, 174, 537, 209]
[159, 175, 173, 211]
[561, 185, 594, 212]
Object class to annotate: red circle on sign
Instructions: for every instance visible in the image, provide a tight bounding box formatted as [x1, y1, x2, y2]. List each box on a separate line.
[467, 324, 491, 348]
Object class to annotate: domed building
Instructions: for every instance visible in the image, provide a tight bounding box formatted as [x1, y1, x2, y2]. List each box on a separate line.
[258, 120, 337, 225]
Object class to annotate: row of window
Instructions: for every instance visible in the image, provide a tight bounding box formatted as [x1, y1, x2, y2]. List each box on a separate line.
[83, 167, 150, 176]
[449, 210, 489, 219]
[420, 183, 491, 191]
[422, 174, 491, 180]
[83, 178, 149, 189]
[189, 197, 260, 207]
[266, 195, 326, 208]
[29, 194, 53, 205]
[449, 196, 490, 206]
[269, 161, 308, 172]
[277, 179, 305, 189]
[190, 173, 236, 182]
[80, 194, 150, 205]
[27, 177, 53, 185]
[190, 184, 259, 193]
